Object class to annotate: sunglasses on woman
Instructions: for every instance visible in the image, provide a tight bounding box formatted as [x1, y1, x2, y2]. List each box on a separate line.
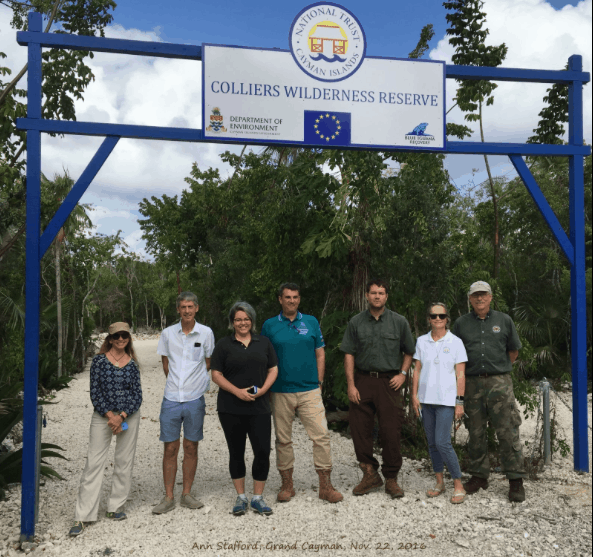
[111, 332, 130, 340]
[429, 314, 448, 320]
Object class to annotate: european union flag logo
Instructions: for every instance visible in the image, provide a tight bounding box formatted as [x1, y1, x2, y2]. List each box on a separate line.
[304, 110, 351, 147]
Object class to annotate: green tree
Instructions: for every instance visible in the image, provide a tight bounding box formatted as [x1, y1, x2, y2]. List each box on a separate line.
[0, 0, 116, 249]
[444, 0, 508, 278]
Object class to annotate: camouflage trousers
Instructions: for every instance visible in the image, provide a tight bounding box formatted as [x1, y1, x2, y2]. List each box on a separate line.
[465, 374, 526, 480]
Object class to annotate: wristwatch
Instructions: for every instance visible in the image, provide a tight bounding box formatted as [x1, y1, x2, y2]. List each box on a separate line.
[400, 370, 408, 376]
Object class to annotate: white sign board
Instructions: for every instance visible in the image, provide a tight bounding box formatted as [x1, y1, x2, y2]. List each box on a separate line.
[202, 4, 445, 150]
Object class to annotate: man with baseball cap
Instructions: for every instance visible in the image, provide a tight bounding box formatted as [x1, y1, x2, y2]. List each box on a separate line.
[451, 281, 526, 502]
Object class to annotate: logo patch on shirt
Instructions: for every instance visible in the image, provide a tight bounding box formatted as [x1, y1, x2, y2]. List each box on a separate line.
[297, 322, 309, 335]
[492, 326, 501, 333]
[443, 347, 450, 353]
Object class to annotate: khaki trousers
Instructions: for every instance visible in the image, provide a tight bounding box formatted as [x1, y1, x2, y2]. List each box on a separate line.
[74, 410, 141, 521]
[270, 389, 332, 471]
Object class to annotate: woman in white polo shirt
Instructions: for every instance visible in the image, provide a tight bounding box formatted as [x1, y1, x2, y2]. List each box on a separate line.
[412, 302, 467, 504]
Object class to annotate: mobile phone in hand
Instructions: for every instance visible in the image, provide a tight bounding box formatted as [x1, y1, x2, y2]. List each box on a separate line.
[247, 386, 258, 395]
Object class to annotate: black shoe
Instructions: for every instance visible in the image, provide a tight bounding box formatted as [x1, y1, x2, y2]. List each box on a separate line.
[508, 478, 526, 503]
[463, 476, 489, 494]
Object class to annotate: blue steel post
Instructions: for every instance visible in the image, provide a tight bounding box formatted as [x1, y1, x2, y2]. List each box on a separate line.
[21, 11, 43, 540]
[567, 55, 589, 473]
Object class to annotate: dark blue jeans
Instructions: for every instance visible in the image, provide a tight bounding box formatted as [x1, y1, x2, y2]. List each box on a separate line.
[421, 404, 462, 479]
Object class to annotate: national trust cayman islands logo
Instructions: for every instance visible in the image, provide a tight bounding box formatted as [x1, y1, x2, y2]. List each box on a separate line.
[289, 2, 367, 83]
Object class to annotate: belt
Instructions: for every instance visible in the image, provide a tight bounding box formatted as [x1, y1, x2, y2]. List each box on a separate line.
[472, 372, 503, 378]
[356, 369, 398, 378]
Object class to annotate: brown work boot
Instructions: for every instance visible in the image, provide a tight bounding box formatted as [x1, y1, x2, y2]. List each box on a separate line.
[316, 469, 343, 503]
[385, 477, 404, 499]
[352, 463, 383, 496]
[277, 468, 296, 502]
[463, 476, 489, 494]
[508, 478, 526, 503]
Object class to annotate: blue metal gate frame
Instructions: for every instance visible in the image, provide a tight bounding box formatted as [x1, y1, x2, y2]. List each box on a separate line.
[15, 11, 591, 539]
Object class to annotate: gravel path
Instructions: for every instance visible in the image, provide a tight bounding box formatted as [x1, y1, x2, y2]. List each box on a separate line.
[1, 338, 591, 557]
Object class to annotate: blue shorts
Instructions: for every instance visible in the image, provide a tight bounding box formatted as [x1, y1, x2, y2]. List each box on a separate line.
[159, 396, 205, 443]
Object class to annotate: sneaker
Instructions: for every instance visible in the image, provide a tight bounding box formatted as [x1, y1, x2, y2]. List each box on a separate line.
[105, 511, 127, 521]
[463, 476, 489, 494]
[152, 496, 175, 514]
[68, 521, 86, 537]
[232, 496, 248, 516]
[508, 478, 526, 503]
[180, 493, 204, 509]
[251, 496, 273, 516]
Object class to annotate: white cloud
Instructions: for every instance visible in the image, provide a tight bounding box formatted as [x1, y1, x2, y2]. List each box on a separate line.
[91, 206, 134, 221]
[430, 0, 592, 144]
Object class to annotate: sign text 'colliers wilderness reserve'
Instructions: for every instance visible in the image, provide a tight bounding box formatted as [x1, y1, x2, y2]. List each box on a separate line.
[210, 82, 440, 106]
[203, 2, 445, 150]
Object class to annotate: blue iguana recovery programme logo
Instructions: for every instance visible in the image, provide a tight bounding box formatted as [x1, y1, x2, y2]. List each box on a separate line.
[405, 122, 436, 145]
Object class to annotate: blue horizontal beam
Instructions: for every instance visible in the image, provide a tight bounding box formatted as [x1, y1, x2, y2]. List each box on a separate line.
[16, 118, 592, 157]
[446, 64, 590, 84]
[446, 140, 589, 157]
[17, 31, 202, 60]
[16, 29, 590, 86]
[17, 118, 204, 142]
[40, 136, 119, 258]
[510, 154, 574, 265]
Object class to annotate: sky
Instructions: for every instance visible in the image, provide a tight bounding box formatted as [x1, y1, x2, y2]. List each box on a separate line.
[0, 0, 591, 258]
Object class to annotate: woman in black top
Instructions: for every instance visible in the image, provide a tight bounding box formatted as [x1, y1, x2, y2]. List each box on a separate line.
[211, 302, 278, 516]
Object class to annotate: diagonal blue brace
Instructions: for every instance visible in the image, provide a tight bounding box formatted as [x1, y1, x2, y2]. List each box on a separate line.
[509, 154, 574, 266]
[40, 135, 119, 258]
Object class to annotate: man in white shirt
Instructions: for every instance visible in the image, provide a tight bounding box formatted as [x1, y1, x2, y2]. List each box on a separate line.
[152, 292, 215, 514]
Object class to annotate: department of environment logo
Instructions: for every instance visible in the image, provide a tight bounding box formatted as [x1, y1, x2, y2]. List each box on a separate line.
[289, 2, 367, 83]
[205, 107, 227, 133]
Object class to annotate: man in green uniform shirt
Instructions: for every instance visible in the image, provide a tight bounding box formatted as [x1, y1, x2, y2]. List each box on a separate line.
[452, 280, 526, 502]
[340, 279, 415, 498]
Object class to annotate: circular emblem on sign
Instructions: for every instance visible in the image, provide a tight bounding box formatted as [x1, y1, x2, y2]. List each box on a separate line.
[289, 2, 366, 83]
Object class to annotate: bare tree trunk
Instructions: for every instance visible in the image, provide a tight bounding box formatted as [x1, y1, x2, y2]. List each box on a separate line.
[129, 286, 134, 331]
[145, 296, 149, 330]
[55, 241, 63, 377]
[479, 100, 500, 279]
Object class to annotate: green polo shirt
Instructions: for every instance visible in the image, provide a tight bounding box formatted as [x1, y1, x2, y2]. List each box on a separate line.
[451, 310, 522, 376]
[261, 311, 325, 393]
[340, 309, 415, 372]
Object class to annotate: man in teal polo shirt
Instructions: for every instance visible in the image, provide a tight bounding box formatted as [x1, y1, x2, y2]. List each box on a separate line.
[261, 283, 343, 504]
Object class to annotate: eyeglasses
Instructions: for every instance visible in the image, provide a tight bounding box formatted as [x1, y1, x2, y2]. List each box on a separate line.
[111, 332, 130, 340]
[429, 314, 448, 320]
[233, 318, 252, 324]
[470, 292, 491, 299]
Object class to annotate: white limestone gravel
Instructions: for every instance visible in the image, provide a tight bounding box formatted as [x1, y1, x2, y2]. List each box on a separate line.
[0, 338, 591, 557]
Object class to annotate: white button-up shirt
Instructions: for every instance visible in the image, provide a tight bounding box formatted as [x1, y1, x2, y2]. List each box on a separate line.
[157, 320, 215, 402]
[413, 331, 467, 407]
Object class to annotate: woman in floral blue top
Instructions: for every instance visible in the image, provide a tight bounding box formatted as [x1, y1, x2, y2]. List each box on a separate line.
[69, 322, 142, 537]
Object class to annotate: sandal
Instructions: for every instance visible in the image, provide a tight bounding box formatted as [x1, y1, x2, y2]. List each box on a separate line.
[450, 489, 466, 504]
[426, 484, 446, 498]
